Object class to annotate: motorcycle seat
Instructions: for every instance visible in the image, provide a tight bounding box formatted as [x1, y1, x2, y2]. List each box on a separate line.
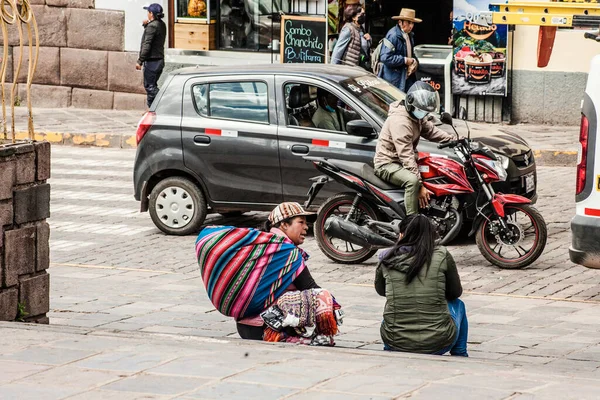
[326, 159, 398, 190]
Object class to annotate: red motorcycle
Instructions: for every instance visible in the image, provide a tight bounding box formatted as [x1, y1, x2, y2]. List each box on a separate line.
[304, 112, 547, 269]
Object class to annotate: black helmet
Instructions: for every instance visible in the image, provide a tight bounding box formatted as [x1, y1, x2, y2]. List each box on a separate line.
[404, 81, 440, 119]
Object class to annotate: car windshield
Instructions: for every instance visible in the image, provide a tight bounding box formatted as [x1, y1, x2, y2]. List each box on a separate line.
[340, 76, 406, 120]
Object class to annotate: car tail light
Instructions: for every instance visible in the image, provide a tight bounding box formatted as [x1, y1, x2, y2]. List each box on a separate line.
[136, 111, 156, 144]
[576, 114, 589, 195]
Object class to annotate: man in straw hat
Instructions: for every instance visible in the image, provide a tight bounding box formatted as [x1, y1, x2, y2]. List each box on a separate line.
[377, 8, 421, 92]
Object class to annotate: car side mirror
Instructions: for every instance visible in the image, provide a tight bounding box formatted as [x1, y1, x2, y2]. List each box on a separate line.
[440, 112, 453, 125]
[346, 119, 376, 138]
[458, 106, 467, 120]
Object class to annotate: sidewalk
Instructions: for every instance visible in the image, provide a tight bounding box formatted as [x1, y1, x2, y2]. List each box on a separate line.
[5, 107, 579, 166]
[3, 269, 600, 399]
[7, 107, 142, 149]
[1, 321, 599, 400]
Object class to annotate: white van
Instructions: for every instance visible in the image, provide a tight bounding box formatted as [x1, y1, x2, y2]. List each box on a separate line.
[570, 55, 600, 269]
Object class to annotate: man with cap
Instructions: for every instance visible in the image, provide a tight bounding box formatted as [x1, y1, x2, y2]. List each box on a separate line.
[378, 8, 421, 92]
[136, 3, 167, 108]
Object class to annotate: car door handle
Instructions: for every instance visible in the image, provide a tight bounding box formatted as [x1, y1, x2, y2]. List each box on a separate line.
[194, 135, 211, 145]
[291, 145, 309, 155]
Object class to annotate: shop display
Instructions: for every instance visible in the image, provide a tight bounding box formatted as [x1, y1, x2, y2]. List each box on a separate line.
[177, 0, 214, 19]
[452, 0, 508, 96]
[187, 0, 207, 17]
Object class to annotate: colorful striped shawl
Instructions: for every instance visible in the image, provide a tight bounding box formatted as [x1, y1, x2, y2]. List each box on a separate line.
[195, 226, 307, 319]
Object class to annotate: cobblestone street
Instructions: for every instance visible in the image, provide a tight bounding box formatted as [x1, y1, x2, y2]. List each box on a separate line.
[49, 146, 596, 301]
[43, 145, 600, 358]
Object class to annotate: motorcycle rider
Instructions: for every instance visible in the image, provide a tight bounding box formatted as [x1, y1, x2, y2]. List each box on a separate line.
[374, 82, 455, 215]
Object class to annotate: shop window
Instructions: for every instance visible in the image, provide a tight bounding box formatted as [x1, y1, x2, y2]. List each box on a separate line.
[219, 0, 289, 51]
[176, 0, 218, 21]
[192, 81, 269, 123]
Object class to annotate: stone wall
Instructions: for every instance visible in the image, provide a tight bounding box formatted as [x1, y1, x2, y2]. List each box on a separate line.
[511, 70, 586, 126]
[9, 1, 146, 110]
[0, 141, 51, 323]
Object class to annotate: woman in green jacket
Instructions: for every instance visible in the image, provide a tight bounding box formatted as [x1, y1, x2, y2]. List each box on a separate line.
[375, 214, 468, 356]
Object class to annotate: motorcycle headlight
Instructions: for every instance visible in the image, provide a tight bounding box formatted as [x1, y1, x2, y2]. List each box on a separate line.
[481, 159, 508, 182]
[494, 154, 510, 170]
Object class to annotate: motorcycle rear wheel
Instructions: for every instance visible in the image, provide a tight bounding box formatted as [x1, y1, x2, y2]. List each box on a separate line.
[475, 204, 547, 269]
[315, 193, 380, 264]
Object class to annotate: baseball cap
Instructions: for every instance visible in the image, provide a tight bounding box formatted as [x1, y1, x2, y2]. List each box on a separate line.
[268, 202, 317, 225]
[143, 3, 163, 14]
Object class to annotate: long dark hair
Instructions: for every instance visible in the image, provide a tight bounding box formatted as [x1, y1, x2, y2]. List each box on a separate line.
[381, 215, 437, 284]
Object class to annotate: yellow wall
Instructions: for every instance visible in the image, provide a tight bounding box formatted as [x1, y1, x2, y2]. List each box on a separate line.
[512, 27, 597, 73]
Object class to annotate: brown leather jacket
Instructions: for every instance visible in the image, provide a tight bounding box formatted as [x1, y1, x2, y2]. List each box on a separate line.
[374, 101, 454, 178]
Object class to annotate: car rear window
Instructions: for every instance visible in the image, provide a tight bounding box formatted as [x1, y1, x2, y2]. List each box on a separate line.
[192, 81, 269, 124]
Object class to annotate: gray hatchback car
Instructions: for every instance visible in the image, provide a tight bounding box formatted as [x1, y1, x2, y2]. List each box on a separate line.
[133, 64, 537, 235]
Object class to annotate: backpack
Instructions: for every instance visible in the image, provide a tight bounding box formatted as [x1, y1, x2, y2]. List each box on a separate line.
[371, 38, 395, 76]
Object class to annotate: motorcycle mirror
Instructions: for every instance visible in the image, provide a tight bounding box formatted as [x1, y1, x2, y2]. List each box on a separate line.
[440, 112, 453, 125]
[346, 119, 376, 138]
[457, 106, 472, 140]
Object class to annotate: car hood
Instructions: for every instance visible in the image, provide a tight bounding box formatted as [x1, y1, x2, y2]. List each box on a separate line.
[471, 132, 531, 157]
[438, 124, 531, 158]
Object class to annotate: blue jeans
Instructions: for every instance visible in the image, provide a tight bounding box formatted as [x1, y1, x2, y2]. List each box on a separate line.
[383, 298, 468, 356]
[435, 298, 469, 356]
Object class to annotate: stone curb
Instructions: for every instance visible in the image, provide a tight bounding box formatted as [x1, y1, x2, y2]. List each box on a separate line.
[13, 131, 137, 149]
[14, 131, 579, 166]
[0, 321, 496, 367]
[533, 149, 578, 167]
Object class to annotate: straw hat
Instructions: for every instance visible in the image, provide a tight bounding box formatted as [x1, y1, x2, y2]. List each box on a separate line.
[392, 8, 422, 23]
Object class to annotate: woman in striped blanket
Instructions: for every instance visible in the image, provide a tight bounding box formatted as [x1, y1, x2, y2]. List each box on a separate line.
[195, 202, 341, 343]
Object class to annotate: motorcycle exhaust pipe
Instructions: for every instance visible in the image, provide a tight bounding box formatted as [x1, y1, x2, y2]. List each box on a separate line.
[439, 208, 463, 246]
[325, 216, 396, 248]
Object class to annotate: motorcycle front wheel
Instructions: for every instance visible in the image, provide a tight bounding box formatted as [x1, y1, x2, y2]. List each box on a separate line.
[475, 204, 547, 269]
[315, 193, 380, 264]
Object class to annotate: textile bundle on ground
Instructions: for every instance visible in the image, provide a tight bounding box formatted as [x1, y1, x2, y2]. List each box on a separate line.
[195, 226, 307, 319]
[263, 289, 339, 346]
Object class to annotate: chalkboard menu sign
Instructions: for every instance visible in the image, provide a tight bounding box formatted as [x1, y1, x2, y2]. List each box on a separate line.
[280, 16, 327, 64]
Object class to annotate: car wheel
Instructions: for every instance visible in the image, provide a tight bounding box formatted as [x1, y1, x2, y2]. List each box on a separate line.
[149, 177, 207, 236]
[315, 193, 379, 264]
